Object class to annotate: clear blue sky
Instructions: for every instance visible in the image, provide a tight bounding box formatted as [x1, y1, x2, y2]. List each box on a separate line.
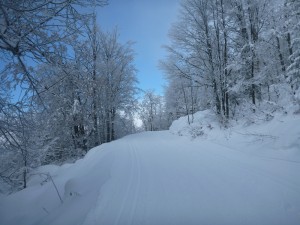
[97, 0, 180, 95]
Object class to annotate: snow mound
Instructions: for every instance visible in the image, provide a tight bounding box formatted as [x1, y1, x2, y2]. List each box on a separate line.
[170, 110, 300, 156]
[0, 144, 115, 225]
[169, 110, 219, 138]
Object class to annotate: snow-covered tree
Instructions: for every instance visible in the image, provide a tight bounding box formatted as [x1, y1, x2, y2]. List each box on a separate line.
[139, 91, 169, 131]
[286, 0, 300, 103]
[161, 0, 299, 124]
[97, 29, 138, 142]
[31, 28, 138, 164]
[0, 0, 107, 96]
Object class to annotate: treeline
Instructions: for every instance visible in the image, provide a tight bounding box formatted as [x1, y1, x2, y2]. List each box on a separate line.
[0, 1, 138, 193]
[35, 29, 138, 164]
[161, 0, 300, 123]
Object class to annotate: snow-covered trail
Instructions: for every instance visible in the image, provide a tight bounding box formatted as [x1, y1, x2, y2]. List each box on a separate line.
[82, 131, 300, 225]
[1, 130, 300, 225]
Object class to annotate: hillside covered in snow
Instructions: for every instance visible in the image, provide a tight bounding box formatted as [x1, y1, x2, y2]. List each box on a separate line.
[1, 110, 300, 225]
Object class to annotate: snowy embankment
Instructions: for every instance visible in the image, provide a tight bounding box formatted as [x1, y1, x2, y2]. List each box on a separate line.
[1, 111, 300, 225]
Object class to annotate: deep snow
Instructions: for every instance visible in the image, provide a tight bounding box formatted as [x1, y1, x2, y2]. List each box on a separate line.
[1, 111, 300, 225]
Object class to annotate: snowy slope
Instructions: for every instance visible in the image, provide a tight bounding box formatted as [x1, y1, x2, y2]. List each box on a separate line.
[1, 111, 300, 225]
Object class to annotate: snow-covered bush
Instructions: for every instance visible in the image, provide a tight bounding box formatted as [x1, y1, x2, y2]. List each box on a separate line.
[170, 110, 218, 138]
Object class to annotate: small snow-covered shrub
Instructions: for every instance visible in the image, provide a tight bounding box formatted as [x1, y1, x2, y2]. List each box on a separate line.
[169, 110, 217, 138]
[189, 126, 204, 138]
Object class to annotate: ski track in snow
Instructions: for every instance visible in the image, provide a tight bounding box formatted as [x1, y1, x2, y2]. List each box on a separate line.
[114, 142, 142, 225]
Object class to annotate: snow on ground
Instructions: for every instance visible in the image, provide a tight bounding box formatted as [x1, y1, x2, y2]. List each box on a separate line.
[1, 111, 300, 225]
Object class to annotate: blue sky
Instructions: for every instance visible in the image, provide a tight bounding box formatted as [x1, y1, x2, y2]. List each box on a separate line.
[97, 0, 180, 95]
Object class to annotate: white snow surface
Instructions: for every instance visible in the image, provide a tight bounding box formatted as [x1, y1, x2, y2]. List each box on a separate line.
[1, 111, 300, 225]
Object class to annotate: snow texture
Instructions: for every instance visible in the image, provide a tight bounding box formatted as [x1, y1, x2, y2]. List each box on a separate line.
[0, 111, 300, 225]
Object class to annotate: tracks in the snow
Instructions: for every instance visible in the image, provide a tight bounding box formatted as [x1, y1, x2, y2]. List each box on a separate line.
[114, 142, 142, 225]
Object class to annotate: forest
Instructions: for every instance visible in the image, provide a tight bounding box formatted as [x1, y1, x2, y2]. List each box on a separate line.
[0, 0, 299, 194]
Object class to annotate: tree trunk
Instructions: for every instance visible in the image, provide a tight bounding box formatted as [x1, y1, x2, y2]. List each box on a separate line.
[276, 36, 287, 74]
[221, 0, 229, 118]
[23, 157, 27, 189]
[287, 32, 293, 61]
[92, 14, 99, 147]
[251, 60, 256, 105]
[106, 110, 111, 142]
[111, 108, 116, 141]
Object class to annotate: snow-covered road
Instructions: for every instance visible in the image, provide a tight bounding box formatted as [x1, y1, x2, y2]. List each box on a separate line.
[1, 130, 300, 225]
[86, 131, 300, 225]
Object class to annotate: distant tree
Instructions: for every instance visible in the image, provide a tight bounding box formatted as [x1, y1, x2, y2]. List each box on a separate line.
[139, 91, 168, 131]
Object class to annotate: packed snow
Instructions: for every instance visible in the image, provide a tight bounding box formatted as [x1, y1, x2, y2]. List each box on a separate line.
[1, 111, 300, 225]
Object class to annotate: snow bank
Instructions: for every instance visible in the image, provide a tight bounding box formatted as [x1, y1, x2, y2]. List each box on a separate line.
[170, 109, 300, 160]
[0, 143, 115, 225]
